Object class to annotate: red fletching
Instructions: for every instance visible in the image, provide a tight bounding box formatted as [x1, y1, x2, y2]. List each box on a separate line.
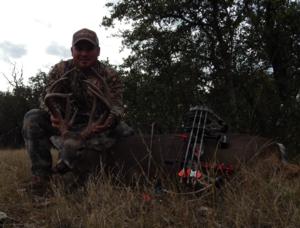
[178, 169, 185, 177]
[178, 133, 188, 141]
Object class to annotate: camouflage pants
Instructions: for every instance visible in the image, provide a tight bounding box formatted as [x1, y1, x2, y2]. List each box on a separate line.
[22, 109, 57, 177]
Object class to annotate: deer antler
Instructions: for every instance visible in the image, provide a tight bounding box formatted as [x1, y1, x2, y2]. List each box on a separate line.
[79, 80, 112, 139]
[44, 92, 77, 136]
[44, 75, 76, 136]
[44, 72, 112, 139]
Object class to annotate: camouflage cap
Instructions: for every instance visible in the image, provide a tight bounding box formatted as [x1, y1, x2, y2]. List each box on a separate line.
[72, 28, 99, 47]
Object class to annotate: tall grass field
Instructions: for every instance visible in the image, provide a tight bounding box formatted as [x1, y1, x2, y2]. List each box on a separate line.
[0, 149, 300, 227]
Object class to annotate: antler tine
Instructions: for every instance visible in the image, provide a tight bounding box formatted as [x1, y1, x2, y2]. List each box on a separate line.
[47, 67, 77, 93]
[47, 67, 76, 92]
[45, 69, 78, 135]
[47, 77, 68, 93]
[79, 82, 112, 139]
[88, 98, 108, 126]
[83, 80, 112, 110]
[44, 93, 74, 136]
[87, 97, 97, 127]
[80, 97, 109, 139]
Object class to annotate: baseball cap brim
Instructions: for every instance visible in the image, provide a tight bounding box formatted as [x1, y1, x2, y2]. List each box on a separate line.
[72, 38, 98, 47]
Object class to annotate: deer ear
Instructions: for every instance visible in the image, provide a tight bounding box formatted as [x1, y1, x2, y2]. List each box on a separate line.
[50, 136, 64, 150]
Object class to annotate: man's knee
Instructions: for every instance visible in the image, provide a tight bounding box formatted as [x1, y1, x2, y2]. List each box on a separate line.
[23, 109, 50, 139]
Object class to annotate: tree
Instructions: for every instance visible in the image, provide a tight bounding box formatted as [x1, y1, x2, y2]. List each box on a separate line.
[0, 65, 47, 148]
[244, 0, 300, 148]
[102, 0, 300, 152]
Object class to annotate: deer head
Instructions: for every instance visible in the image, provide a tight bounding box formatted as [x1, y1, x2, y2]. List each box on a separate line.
[44, 71, 112, 173]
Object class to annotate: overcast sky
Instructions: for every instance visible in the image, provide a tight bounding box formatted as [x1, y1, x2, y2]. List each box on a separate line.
[0, 0, 128, 91]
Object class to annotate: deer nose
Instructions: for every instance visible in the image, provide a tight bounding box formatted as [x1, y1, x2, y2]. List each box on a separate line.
[53, 159, 73, 174]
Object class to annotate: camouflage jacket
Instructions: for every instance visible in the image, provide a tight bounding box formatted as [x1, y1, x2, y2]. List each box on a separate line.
[41, 59, 124, 121]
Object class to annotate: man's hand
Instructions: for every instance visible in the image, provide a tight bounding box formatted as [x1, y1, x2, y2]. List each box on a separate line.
[50, 115, 61, 129]
[92, 113, 116, 134]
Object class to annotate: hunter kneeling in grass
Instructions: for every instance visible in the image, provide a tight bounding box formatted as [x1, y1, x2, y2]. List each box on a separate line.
[22, 28, 131, 196]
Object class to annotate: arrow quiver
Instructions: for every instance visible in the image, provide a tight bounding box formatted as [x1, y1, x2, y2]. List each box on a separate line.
[182, 105, 228, 142]
[178, 105, 229, 184]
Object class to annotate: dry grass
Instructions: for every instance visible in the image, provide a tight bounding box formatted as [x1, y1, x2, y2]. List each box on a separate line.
[0, 149, 300, 227]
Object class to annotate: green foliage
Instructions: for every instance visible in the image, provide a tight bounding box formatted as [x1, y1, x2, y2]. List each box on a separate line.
[0, 91, 28, 147]
[28, 71, 47, 108]
[0, 71, 47, 148]
[0, 0, 300, 152]
[102, 0, 300, 153]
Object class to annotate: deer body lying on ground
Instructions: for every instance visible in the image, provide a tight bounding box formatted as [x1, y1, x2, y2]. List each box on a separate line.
[45, 76, 300, 188]
[108, 133, 300, 182]
[49, 128, 300, 186]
